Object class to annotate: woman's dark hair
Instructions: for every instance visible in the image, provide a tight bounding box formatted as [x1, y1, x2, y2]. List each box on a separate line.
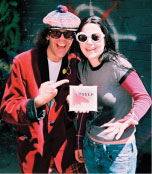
[75, 16, 132, 71]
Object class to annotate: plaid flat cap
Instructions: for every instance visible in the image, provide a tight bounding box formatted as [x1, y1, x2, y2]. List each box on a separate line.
[43, 5, 81, 31]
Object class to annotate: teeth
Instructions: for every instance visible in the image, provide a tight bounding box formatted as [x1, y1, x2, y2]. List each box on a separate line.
[58, 43, 65, 46]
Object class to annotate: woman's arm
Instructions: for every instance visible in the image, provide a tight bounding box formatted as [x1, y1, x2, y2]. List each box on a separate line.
[120, 70, 151, 122]
[75, 113, 88, 163]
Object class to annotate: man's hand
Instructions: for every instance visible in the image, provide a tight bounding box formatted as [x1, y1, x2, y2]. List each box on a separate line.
[35, 79, 69, 108]
[75, 149, 85, 163]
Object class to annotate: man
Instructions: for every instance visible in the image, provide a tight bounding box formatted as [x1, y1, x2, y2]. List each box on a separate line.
[0, 5, 86, 173]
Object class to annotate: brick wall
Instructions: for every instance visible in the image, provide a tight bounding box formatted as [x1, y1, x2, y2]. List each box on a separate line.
[19, 0, 152, 86]
[19, 0, 151, 171]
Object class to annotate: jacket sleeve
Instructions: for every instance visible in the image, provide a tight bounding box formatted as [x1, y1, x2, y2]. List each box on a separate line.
[0, 58, 40, 125]
[119, 70, 151, 123]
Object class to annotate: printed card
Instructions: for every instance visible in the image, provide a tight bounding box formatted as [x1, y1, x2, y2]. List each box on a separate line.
[69, 85, 97, 111]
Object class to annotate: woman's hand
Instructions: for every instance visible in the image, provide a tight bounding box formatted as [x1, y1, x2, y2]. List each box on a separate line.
[101, 119, 138, 140]
[75, 109, 90, 114]
[35, 79, 69, 108]
[75, 149, 85, 163]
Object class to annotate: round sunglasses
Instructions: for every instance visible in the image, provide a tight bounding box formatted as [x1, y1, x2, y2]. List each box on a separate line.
[76, 32, 105, 43]
[49, 30, 75, 40]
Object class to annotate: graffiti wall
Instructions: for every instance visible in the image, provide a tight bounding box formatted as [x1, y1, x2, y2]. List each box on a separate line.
[19, 0, 151, 87]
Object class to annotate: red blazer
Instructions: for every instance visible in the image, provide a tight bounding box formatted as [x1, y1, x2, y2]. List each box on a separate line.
[0, 48, 80, 173]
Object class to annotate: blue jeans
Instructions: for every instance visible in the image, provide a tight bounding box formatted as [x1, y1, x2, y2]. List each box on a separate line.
[83, 134, 137, 174]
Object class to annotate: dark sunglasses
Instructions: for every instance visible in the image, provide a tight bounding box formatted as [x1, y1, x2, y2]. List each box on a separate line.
[76, 32, 105, 43]
[49, 30, 75, 40]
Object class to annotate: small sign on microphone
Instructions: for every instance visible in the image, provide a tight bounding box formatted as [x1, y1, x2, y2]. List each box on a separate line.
[69, 85, 97, 111]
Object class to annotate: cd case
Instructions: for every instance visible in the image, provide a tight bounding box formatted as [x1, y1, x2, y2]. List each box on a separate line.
[69, 85, 97, 111]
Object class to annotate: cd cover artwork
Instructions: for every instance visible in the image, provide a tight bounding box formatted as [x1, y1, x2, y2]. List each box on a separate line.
[69, 85, 97, 111]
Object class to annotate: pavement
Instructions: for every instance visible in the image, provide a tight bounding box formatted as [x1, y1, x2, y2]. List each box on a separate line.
[0, 123, 19, 173]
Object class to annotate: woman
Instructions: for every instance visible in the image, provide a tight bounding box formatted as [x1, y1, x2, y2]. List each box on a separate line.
[74, 16, 151, 174]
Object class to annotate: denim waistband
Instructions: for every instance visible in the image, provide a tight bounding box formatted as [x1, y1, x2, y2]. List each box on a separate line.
[85, 133, 136, 150]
